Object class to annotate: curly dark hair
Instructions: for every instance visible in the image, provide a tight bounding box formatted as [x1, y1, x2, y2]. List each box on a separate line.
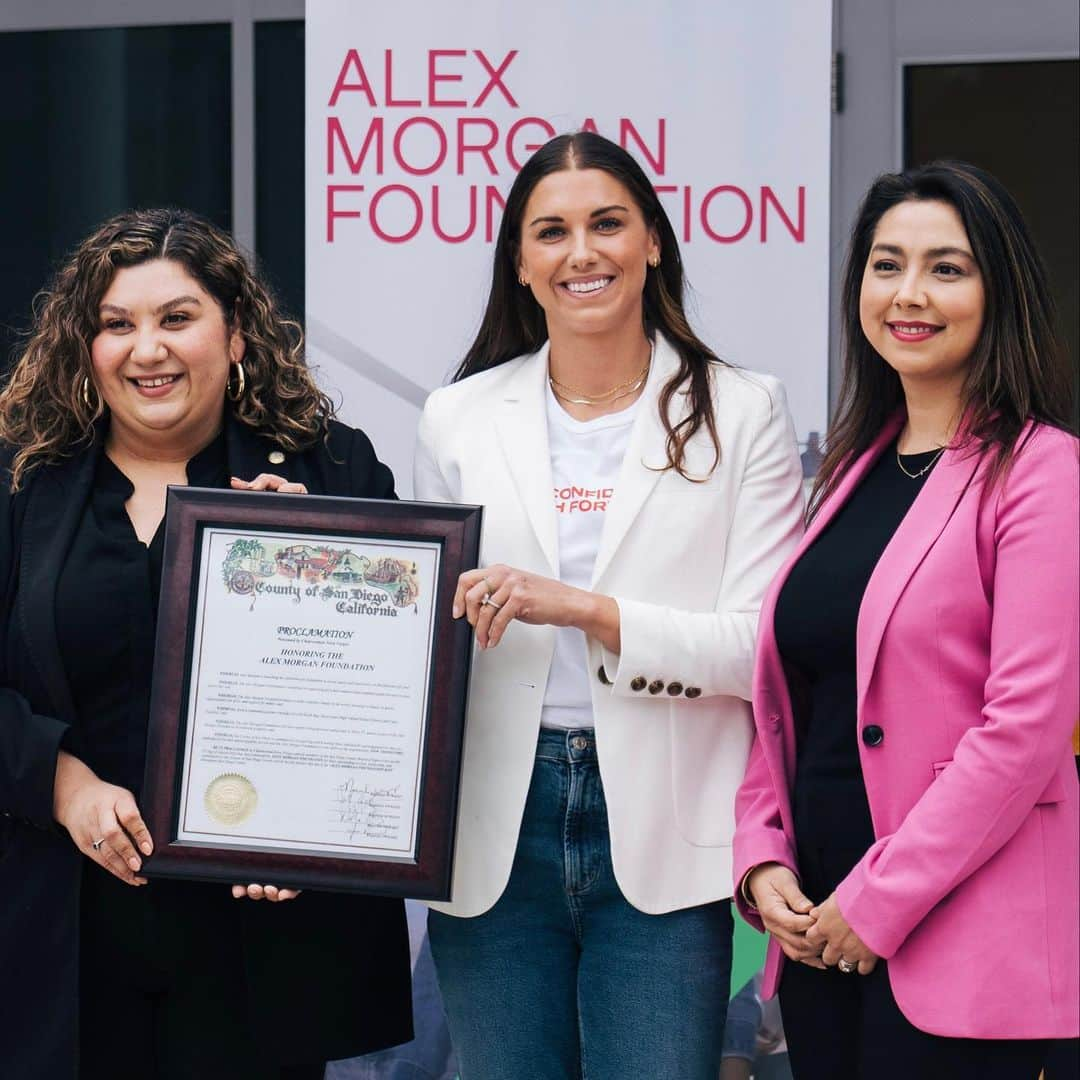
[0, 207, 335, 490]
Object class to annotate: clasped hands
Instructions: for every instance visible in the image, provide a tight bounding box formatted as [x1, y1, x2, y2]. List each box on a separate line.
[746, 863, 878, 975]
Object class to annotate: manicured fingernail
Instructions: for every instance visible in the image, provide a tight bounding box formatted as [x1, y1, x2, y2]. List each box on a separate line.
[141, 841, 152, 854]
[452, 604, 462, 618]
[129, 857, 141, 871]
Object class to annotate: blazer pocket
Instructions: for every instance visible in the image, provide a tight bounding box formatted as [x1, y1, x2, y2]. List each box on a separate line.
[1033, 771, 1067, 805]
[670, 698, 752, 847]
[931, 759, 1066, 805]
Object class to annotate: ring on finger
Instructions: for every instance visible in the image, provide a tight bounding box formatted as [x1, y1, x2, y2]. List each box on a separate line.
[482, 596, 503, 611]
[837, 957, 857, 974]
[91, 837, 105, 852]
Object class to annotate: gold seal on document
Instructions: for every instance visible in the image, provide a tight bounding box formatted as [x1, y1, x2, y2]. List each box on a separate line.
[204, 773, 258, 826]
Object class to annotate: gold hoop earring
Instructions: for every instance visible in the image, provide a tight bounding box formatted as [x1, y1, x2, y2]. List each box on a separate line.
[227, 360, 246, 402]
[81, 376, 99, 412]
[518, 276, 529, 287]
[648, 254, 660, 269]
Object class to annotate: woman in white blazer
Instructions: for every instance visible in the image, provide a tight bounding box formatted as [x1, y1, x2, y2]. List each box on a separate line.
[414, 132, 804, 1080]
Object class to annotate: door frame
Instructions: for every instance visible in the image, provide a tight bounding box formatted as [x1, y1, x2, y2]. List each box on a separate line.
[895, 50, 1079, 167]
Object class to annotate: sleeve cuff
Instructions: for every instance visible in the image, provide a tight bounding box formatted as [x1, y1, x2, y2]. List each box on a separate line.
[834, 863, 904, 960]
[25, 713, 68, 829]
[599, 642, 621, 688]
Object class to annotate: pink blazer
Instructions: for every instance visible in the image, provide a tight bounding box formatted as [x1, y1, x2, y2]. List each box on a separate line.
[733, 414, 1079, 1040]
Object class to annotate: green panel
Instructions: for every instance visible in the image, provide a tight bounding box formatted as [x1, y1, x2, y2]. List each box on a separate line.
[731, 910, 768, 998]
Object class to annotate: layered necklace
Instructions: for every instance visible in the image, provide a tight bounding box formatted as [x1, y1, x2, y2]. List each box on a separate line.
[548, 357, 650, 408]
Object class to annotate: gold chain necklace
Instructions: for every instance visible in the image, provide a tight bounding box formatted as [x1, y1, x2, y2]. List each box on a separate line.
[548, 359, 650, 406]
[550, 373, 649, 408]
[896, 445, 946, 479]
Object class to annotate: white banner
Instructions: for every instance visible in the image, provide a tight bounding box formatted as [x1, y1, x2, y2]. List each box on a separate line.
[305, 1, 833, 496]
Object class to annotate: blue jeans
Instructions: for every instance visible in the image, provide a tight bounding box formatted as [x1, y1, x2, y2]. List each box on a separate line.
[429, 727, 733, 1080]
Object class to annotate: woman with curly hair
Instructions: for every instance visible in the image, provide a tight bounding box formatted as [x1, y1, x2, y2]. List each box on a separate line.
[0, 209, 412, 1079]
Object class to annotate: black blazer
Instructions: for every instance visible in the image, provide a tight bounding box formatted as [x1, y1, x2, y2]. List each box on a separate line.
[0, 416, 412, 1079]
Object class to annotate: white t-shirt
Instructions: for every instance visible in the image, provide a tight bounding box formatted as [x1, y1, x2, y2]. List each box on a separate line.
[540, 383, 640, 730]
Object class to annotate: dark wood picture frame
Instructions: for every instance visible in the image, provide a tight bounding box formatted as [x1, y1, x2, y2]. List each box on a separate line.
[141, 487, 480, 899]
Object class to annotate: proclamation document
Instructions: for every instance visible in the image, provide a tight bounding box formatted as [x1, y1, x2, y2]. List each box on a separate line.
[175, 527, 440, 862]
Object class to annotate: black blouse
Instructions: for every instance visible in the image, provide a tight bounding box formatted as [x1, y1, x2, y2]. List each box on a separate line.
[56, 432, 227, 797]
[773, 440, 941, 898]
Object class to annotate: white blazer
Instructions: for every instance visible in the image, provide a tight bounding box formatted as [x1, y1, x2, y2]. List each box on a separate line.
[414, 334, 804, 917]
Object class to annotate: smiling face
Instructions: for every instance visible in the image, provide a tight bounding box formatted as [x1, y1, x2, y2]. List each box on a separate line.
[859, 199, 985, 394]
[91, 258, 244, 454]
[516, 167, 659, 341]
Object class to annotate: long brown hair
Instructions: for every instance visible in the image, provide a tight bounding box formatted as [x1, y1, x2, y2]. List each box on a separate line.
[0, 208, 335, 491]
[455, 131, 727, 480]
[810, 161, 1075, 518]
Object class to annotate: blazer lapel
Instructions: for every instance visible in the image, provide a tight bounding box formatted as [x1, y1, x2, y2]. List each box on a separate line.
[224, 412, 284, 481]
[19, 439, 101, 724]
[590, 335, 676, 587]
[856, 439, 981, 713]
[492, 345, 558, 574]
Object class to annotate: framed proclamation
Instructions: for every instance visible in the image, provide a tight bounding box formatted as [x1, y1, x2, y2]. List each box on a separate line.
[140, 487, 481, 900]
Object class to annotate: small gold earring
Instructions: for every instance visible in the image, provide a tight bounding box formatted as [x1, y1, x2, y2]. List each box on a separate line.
[648, 254, 660, 269]
[518, 275, 529, 287]
[227, 360, 246, 402]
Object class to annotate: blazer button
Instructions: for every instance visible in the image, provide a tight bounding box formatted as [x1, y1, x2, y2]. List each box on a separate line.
[648, 679, 665, 695]
[667, 681, 684, 696]
[862, 724, 885, 747]
[684, 687, 701, 699]
[630, 676, 647, 692]
[597, 666, 611, 686]
[268, 450, 286, 465]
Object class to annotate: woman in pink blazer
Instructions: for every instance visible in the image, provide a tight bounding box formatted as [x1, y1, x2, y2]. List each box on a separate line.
[733, 161, 1078, 1079]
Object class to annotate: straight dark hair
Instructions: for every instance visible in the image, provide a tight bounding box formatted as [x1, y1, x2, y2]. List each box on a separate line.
[455, 131, 726, 479]
[810, 160, 1076, 519]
